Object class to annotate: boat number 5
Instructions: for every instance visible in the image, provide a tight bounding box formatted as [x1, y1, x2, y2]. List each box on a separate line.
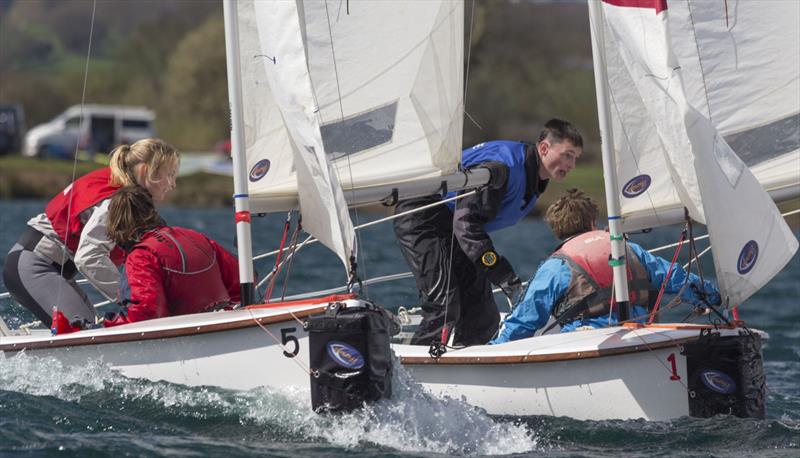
[667, 353, 680, 381]
[281, 327, 299, 358]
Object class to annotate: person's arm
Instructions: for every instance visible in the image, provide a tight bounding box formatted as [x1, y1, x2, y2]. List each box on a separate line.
[490, 257, 571, 344]
[628, 242, 721, 305]
[124, 249, 169, 322]
[74, 199, 120, 301]
[208, 238, 241, 304]
[453, 161, 524, 301]
[452, 161, 508, 263]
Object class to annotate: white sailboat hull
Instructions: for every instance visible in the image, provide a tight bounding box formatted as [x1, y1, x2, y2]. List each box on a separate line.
[0, 300, 763, 421]
[406, 347, 687, 420]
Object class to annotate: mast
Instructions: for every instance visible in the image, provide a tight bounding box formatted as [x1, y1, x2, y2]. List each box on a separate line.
[222, 0, 255, 305]
[587, 0, 630, 310]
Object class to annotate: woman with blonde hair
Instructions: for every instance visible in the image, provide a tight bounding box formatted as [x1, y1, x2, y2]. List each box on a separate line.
[2, 138, 180, 326]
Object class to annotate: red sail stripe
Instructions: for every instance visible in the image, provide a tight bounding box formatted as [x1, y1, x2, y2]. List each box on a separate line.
[602, 0, 667, 14]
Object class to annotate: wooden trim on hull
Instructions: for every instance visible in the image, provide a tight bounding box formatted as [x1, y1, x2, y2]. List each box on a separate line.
[0, 306, 327, 352]
[400, 336, 698, 365]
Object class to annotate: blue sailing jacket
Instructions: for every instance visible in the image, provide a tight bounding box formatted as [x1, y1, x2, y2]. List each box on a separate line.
[490, 241, 722, 344]
[446, 140, 538, 232]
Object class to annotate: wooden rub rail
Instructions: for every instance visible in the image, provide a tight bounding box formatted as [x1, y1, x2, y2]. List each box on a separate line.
[0, 306, 327, 352]
[399, 336, 699, 365]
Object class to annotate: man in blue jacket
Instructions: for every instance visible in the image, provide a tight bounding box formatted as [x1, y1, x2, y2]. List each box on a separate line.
[490, 189, 721, 344]
[394, 119, 583, 346]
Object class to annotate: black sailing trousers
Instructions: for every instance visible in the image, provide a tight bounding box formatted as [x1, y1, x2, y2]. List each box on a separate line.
[393, 195, 499, 346]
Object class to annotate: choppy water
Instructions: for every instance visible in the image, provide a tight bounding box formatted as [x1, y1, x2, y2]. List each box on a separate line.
[1, 199, 798, 457]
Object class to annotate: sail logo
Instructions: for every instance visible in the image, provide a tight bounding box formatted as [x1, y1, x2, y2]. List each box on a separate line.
[737, 240, 759, 274]
[326, 341, 365, 369]
[249, 159, 271, 182]
[700, 369, 737, 394]
[622, 174, 651, 198]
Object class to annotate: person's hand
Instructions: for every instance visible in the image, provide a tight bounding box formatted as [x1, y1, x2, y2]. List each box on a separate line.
[482, 251, 522, 304]
[703, 281, 722, 306]
[499, 275, 524, 305]
[103, 311, 130, 327]
[691, 282, 721, 307]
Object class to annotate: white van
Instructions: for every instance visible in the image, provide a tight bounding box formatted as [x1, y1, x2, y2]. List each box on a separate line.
[23, 105, 155, 159]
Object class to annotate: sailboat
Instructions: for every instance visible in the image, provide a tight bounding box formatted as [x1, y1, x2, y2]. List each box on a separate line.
[1, 0, 798, 421]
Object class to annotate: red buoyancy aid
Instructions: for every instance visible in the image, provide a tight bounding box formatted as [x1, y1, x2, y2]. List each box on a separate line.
[550, 230, 653, 323]
[44, 167, 125, 264]
[133, 227, 231, 317]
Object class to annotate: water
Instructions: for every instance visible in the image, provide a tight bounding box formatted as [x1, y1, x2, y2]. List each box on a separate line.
[1, 199, 798, 457]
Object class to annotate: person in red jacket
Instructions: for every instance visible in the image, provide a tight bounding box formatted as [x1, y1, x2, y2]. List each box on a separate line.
[103, 185, 241, 326]
[3, 139, 180, 326]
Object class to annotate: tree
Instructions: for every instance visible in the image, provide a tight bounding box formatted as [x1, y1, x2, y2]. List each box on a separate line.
[162, 12, 228, 150]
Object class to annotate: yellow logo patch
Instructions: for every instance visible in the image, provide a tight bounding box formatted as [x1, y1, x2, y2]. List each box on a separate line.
[481, 251, 498, 267]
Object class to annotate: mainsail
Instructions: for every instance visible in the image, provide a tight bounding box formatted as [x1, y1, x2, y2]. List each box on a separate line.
[594, 0, 799, 306]
[231, 0, 465, 268]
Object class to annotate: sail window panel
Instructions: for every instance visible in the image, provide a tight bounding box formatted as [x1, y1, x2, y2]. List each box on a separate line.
[724, 113, 800, 168]
[319, 102, 397, 158]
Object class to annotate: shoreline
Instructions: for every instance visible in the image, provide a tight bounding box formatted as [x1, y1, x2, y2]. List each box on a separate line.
[0, 156, 608, 212]
[4, 156, 795, 227]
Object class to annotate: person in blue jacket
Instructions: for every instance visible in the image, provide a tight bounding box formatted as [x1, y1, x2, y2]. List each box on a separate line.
[394, 119, 583, 346]
[490, 189, 721, 344]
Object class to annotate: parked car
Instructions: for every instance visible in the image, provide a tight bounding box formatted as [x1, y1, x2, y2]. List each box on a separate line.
[23, 104, 155, 159]
[0, 104, 25, 155]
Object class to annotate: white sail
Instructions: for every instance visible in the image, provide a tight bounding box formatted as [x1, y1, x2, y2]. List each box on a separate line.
[596, 0, 799, 306]
[602, 0, 800, 231]
[236, 0, 465, 214]
[250, 0, 355, 270]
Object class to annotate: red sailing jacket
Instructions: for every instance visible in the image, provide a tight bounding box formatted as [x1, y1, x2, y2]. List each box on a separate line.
[44, 167, 125, 264]
[123, 227, 241, 322]
[550, 230, 652, 321]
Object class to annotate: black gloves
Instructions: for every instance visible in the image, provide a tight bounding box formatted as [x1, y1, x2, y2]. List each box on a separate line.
[499, 276, 524, 305]
[481, 251, 523, 304]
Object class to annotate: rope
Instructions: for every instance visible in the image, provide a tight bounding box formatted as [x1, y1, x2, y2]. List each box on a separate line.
[3, 203, 796, 328]
[280, 218, 303, 301]
[463, 0, 476, 111]
[55, 0, 99, 319]
[322, 0, 367, 296]
[252, 189, 479, 261]
[247, 308, 311, 374]
[647, 230, 686, 324]
[627, 327, 691, 391]
[264, 212, 292, 302]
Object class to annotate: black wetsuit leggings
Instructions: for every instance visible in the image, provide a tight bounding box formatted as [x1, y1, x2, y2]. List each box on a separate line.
[393, 195, 499, 346]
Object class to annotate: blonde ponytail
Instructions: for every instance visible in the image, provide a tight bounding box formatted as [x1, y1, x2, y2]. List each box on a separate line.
[109, 144, 137, 186]
[108, 138, 180, 187]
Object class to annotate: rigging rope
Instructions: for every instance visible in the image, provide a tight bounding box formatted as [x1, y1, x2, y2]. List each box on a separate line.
[280, 216, 303, 302]
[264, 212, 292, 303]
[253, 189, 479, 262]
[54, 0, 99, 322]
[247, 308, 311, 375]
[647, 229, 687, 324]
[322, 0, 367, 297]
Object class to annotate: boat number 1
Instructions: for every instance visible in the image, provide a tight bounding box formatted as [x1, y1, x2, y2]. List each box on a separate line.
[667, 353, 680, 381]
[281, 327, 299, 358]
